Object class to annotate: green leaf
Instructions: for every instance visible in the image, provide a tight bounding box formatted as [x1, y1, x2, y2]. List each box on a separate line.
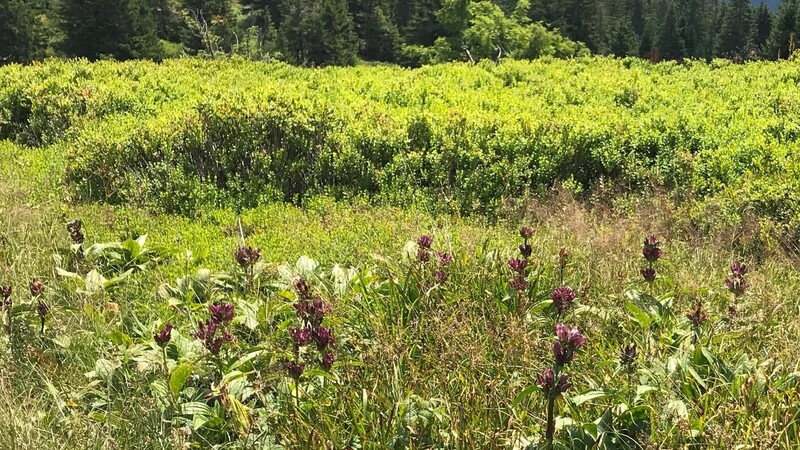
[570, 389, 616, 406]
[625, 300, 652, 328]
[169, 364, 193, 397]
[513, 384, 540, 406]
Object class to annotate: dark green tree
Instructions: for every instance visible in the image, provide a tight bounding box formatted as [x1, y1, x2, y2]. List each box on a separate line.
[656, 2, 685, 60]
[0, 0, 39, 63]
[716, 0, 753, 57]
[766, 0, 798, 59]
[753, 2, 772, 50]
[281, 0, 357, 65]
[350, 0, 403, 61]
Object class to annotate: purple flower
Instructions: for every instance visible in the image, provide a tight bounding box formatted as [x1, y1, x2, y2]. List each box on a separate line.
[435, 270, 449, 282]
[518, 243, 532, 258]
[313, 327, 334, 350]
[206, 332, 233, 354]
[0, 285, 11, 305]
[436, 252, 453, 266]
[620, 343, 637, 370]
[641, 267, 656, 281]
[209, 302, 235, 326]
[308, 299, 329, 327]
[555, 323, 586, 349]
[286, 360, 305, 379]
[520, 226, 535, 240]
[553, 341, 574, 365]
[509, 276, 529, 291]
[416, 235, 433, 250]
[642, 236, 662, 262]
[36, 300, 49, 319]
[154, 323, 173, 347]
[321, 353, 334, 371]
[294, 278, 311, 299]
[195, 319, 225, 353]
[537, 369, 571, 398]
[686, 302, 708, 327]
[507, 258, 528, 274]
[29, 279, 45, 297]
[551, 286, 576, 315]
[730, 262, 747, 277]
[234, 246, 261, 268]
[289, 326, 313, 346]
[418, 248, 431, 263]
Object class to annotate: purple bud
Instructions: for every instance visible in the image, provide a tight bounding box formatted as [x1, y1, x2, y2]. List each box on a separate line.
[507, 258, 528, 274]
[234, 246, 261, 268]
[620, 343, 637, 370]
[553, 341, 574, 365]
[509, 276, 529, 291]
[313, 327, 334, 350]
[642, 236, 662, 262]
[518, 243, 532, 258]
[641, 267, 656, 281]
[289, 326, 313, 346]
[29, 279, 45, 297]
[36, 300, 49, 319]
[730, 262, 747, 277]
[686, 302, 708, 327]
[435, 252, 453, 266]
[154, 323, 173, 347]
[555, 323, 586, 349]
[537, 368, 571, 398]
[418, 248, 431, 263]
[435, 270, 449, 282]
[520, 226, 535, 240]
[294, 278, 311, 299]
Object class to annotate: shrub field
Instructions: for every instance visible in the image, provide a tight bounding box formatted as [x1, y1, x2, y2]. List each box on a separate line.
[2, 58, 800, 449]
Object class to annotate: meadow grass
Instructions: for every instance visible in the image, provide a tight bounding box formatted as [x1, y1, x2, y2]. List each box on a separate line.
[2, 139, 800, 449]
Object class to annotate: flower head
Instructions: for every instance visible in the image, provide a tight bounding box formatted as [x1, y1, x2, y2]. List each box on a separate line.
[520, 226, 535, 240]
[620, 343, 638, 370]
[416, 235, 433, 250]
[36, 300, 49, 319]
[555, 323, 587, 350]
[537, 369, 571, 398]
[0, 285, 10, 301]
[289, 326, 313, 347]
[686, 302, 708, 327]
[551, 286, 576, 315]
[725, 261, 749, 296]
[507, 258, 528, 274]
[286, 360, 305, 379]
[29, 279, 45, 297]
[436, 252, 453, 266]
[313, 326, 334, 350]
[641, 267, 656, 282]
[509, 276, 529, 291]
[642, 236, 662, 262]
[730, 262, 747, 277]
[518, 243, 532, 258]
[417, 248, 431, 263]
[294, 278, 311, 299]
[154, 323, 173, 347]
[553, 341, 575, 365]
[209, 302, 235, 326]
[234, 246, 261, 268]
[435, 270, 449, 283]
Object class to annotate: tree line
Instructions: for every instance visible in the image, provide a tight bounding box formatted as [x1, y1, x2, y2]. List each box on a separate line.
[1, 0, 799, 66]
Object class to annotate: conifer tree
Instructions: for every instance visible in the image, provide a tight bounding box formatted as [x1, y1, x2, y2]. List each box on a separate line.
[0, 0, 38, 63]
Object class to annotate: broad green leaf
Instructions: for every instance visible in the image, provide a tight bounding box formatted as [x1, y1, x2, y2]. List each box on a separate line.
[169, 364, 193, 397]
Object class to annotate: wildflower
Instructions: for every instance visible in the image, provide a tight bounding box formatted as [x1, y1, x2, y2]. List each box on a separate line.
[551, 286, 576, 315]
[294, 278, 311, 299]
[417, 248, 431, 263]
[725, 261, 748, 296]
[209, 302, 235, 326]
[553, 341, 575, 365]
[234, 246, 261, 268]
[195, 319, 218, 342]
[289, 326, 313, 347]
[308, 298, 329, 327]
[29, 279, 45, 297]
[620, 343, 638, 370]
[321, 353, 334, 371]
[313, 326, 334, 350]
[642, 236, 662, 262]
[507, 258, 528, 274]
[154, 323, 173, 347]
[416, 235, 433, 250]
[436, 252, 453, 266]
[686, 302, 708, 327]
[520, 226, 535, 240]
[67, 219, 84, 244]
[286, 360, 305, 380]
[537, 369, 571, 398]
[206, 332, 233, 354]
[435, 270, 449, 282]
[641, 267, 656, 282]
[555, 323, 587, 349]
[518, 243, 533, 258]
[509, 276, 529, 291]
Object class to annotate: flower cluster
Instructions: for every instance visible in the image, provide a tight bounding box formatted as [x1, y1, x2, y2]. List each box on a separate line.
[508, 226, 535, 291]
[235, 246, 261, 270]
[551, 286, 575, 316]
[724, 262, 748, 297]
[537, 323, 586, 399]
[619, 343, 638, 372]
[641, 235, 662, 282]
[416, 235, 433, 263]
[519, 226, 535, 258]
[154, 323, 173, 347]
[195, 302, 235, 354]
[287, 278, 335, 379]
[686, 302, 708, 327]
[66, 219, 84, 245]
[434, 251, 453, 282]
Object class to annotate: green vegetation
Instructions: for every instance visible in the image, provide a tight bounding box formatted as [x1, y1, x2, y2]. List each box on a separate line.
[3, 57, 800, 449]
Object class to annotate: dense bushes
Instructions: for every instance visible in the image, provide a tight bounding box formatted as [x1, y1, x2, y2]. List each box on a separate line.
[3, 57, 800, 227]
